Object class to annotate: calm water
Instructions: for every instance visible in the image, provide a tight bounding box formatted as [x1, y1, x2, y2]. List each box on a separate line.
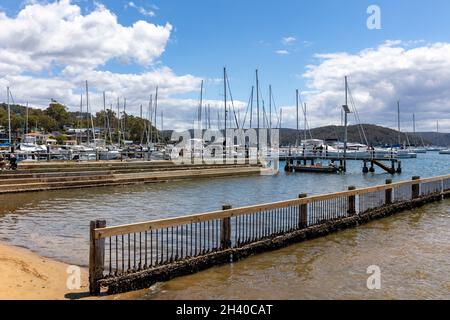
[126, 200, 450, 300]
[0, 153, 449, 299]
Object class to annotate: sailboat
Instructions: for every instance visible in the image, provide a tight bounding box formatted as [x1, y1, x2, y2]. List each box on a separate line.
[410, 114, 427, 154]
[426, 121, 445, 151]
[395, 101, 417, 159]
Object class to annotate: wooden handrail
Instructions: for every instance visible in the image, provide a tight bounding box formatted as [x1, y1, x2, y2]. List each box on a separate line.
[94, 174, 450, 239]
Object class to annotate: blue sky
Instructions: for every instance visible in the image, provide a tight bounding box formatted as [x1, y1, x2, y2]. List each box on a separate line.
[1, 0, 450, 131]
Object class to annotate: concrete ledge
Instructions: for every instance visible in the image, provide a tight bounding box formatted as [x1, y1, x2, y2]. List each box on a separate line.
[0, 166, 263, 194]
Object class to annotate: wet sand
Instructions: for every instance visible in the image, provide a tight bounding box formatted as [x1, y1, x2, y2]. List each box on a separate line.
[0, 242, 89, 300]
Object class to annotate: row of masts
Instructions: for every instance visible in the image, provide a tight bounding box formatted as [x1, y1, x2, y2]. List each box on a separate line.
[196, 68, 290, 133]
[397, 100, 438, 148]
[3, 77, 445, 148]
[76, 81, 163, 146]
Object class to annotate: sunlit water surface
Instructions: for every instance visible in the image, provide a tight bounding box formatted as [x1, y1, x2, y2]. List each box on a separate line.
[0, 153, 449, 299]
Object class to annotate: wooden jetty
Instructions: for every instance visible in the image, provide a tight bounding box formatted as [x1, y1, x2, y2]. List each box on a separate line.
[282, 155, 402, 174]
[0, 161, 264, 194]
[89, 174, 450, 295]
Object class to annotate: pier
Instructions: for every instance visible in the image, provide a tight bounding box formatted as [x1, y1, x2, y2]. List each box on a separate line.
[282, 154, 402, 174]
[88, 174, 450, 295]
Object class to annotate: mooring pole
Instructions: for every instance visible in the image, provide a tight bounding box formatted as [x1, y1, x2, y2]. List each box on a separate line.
[89, 220, 106, 295]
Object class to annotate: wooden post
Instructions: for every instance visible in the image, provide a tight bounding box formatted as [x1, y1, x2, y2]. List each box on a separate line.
[347, 186, 356, 216]
[220, 205, 232, 249]
[385, 179, 393, 205]
[89, 220, 106, 296]
[298, 193, 308, 229]
[412, 176, 421, 200]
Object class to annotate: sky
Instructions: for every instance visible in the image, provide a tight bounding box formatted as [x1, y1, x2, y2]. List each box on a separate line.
[1, 0, 450, 132]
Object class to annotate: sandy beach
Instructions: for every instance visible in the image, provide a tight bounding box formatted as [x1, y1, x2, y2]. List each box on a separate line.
[0, 242, 90, 300]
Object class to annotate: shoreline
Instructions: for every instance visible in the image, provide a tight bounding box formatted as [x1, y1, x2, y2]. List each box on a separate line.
[0, 242, 90, 300]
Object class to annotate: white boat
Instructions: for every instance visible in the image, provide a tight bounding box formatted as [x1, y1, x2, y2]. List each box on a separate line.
[439, 149, 450, 155]
[396, 149, 417, 158]
[19, 136, 47, 153]
[411, 148, 427, 154]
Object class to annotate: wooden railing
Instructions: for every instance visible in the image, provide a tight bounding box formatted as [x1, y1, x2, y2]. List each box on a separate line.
[89, 174, 450, 295]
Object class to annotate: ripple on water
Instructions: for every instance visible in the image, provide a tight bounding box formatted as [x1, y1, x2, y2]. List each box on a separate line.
[0, 154, 448, 298]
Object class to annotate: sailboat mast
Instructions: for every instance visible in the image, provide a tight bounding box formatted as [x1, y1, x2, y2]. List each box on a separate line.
[208, 104, 211, 129]
[224, 68, 227, 134]
[397, 101, 401, 146]
[161, 110, 164, 134]
[269, 85, 272, 130]
[279, 108, 282, 129]
[26, 102, 29, 135]
[154, 87, 158, 143]
[296, 89, 299, 147]
[148, 95, 152, 144]
[256, 69, 260, 153]
[250, 86, 254, 129]
[117, 97, 120, 146]
[85, 81, 90, 144]
[79, 94, 83, 145]
[123, 98, 127, 142]
[344, 76, 349, 172]
[103, 91, 107, 141]
[199, 80, 203, 129]
[7, 87, 11, 145]
[304, 103, 307, 142]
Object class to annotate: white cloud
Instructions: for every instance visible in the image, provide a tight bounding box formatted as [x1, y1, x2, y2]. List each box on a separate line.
[282, 36, 296, 45]
[0, 0, 171, 74]
[127, 1, 156, 17]
[0, 0, 219, 130]
[298, 41, 450, 132]
[275, 50, 289, 55]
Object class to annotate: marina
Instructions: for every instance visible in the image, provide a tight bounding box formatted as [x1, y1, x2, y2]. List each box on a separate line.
[1, 0, 450, 304]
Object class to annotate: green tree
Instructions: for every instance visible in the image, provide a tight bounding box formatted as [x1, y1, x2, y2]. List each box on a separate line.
[45, 101, 70, 129]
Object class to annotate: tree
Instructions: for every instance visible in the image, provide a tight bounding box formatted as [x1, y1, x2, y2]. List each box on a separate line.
[45, 102, 70, 129]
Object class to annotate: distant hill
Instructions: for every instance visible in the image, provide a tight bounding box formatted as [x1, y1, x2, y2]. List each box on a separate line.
[280, 124, 439, 146]
[163, 124, 450, 147]
[412, 132, 450, 147]
[281, 124, 450, 146]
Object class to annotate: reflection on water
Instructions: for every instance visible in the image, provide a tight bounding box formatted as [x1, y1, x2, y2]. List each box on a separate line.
[0, 154, 448, 266]
[124, 200, 450, 300]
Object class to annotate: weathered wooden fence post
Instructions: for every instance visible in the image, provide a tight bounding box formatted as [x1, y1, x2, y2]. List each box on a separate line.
[298, 193, 308, 229]
[221, 205, 232, 249]
[89, 219, 106, 296]
[412, 176, 421, 200]
[385, 179, 393, 205]
[347, 186, 356, 216]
